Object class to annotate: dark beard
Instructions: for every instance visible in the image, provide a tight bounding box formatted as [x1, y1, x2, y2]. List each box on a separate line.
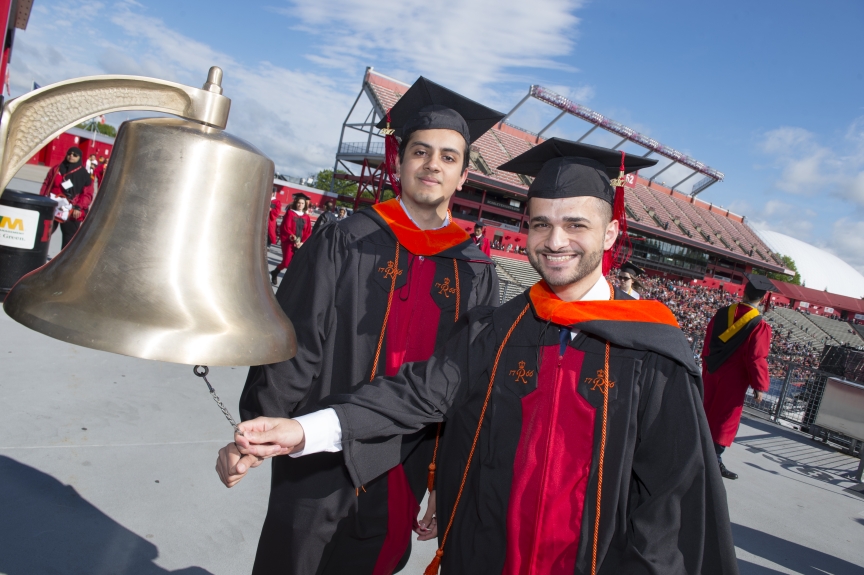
[527, 246, 604, 287]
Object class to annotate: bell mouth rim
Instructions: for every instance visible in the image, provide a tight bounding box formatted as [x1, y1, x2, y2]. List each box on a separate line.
[3, 298, 297, 367]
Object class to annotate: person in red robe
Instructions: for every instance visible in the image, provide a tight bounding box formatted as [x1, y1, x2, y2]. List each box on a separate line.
[701, 274, 773, 480]
[270, 194, 312, 285]
[39, 146, 94, 248]
[471, 223, 491, 256]
[92, 156, 106, 186]
[267, 192, 282, 248]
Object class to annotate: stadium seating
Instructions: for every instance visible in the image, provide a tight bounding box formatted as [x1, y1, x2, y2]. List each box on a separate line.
[766, 307, 835, 347]
[804, 313, 864, 346]
[493, 255, 541, 289]
[364, 71, 782, 273]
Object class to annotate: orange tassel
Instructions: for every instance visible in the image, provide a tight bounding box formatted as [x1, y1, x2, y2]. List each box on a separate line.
[424, 549, 444, 575]
[427, 463, 436, 493]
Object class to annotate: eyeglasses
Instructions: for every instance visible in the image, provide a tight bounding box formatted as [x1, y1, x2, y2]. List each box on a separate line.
[619, 275, 633, 281]
[68, 153, 80, 157]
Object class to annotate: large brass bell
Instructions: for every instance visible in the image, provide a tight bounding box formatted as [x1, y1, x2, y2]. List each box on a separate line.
[1, 67, 296, 367]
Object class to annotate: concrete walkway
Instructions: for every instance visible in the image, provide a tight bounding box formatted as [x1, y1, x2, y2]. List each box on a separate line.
[0, 234, 862, 574]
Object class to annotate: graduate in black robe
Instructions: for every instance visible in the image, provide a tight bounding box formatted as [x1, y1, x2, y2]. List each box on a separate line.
[216, 78, 503, 575]
[233, 138, 739, 575]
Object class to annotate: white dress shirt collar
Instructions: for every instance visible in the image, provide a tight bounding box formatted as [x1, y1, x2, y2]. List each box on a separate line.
[398, 197, 450, 230]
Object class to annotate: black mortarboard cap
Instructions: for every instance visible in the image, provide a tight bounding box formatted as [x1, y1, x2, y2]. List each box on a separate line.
[292, 192, 310, 201]
[498, 138, 658, 203]
[375, 77, 505, 145]
[620, 262, 644, 277]
[744, 273, 775, 299]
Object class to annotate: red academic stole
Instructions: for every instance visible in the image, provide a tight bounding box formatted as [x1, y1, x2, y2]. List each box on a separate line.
[528, 280, 680, 327]
[371, 198, 469, 256]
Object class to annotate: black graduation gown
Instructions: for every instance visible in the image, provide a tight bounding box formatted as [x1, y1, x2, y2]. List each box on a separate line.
[239, 207, 499, 575]
[328, 288, 739, 575]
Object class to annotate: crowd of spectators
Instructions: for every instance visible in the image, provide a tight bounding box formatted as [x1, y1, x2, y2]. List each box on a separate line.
[612, 274, 738, 357]
[491, 240, 527, 255]
[609, 273, 834, 367]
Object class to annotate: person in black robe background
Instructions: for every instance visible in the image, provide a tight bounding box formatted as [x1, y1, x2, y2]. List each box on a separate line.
[216, 78, 503, 575]
[312, 199, 339, 234]
[233, 139, 738, 575]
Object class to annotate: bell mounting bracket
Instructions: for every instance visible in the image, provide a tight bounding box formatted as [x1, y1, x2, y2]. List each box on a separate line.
[0, 66, 231, 196]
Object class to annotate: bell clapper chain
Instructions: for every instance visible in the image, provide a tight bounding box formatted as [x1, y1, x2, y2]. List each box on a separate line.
[193, 365, 244, 436]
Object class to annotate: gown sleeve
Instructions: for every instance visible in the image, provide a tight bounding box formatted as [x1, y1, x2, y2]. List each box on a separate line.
[602, 356, 739, 575]
[239, 222, 346, 420]
[71, 180, 94, 218]
[746, 322, 771, 393]
[474, 260, 500, 308]
[327, 306, 499, 487]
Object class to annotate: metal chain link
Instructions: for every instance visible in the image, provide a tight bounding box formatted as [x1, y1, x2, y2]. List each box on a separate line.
[193, 365, 243, 435]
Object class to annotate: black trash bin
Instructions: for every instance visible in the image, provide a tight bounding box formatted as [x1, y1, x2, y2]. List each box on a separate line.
[0, 189, 57, 296]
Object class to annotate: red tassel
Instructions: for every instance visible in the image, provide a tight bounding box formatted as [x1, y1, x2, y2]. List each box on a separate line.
[424, 549, 444, 575]
[427, 463, 436, 493]
[603, 151, 630, 274]
[382, 110, 402, 196]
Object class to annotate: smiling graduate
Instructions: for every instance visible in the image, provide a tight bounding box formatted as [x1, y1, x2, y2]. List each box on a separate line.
[231, 138, 739, 575]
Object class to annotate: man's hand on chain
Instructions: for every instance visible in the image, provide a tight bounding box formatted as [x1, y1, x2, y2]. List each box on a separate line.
[234, 417, 306, 458]
[215, 442, 263, 488]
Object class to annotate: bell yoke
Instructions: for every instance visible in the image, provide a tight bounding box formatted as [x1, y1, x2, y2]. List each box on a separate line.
[2, 67, 297, 368]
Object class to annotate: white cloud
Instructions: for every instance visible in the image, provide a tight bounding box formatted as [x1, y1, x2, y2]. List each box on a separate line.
[758, 120, 864, 207]
[9, 1, 353, 175]
[8, 0, 589, 175]
[824, 218, 864, 275]
[278, 0, 585, 104]
[740, 199, 817, 240]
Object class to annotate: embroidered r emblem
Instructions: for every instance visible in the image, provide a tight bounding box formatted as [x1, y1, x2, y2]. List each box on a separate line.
[378, 260, 402, 280]
[509, 360, 535, 384]
[585, 369, 615, 393]
[435, 277, 456, 298]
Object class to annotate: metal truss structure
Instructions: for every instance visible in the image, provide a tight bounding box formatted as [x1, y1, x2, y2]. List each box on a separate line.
[500, 85, 725, 196]
[330, 71, 392, 210]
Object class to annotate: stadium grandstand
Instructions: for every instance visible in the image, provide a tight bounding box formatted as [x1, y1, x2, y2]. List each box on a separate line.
[332, 68, 792, 286]
[324, 66, 864, 358]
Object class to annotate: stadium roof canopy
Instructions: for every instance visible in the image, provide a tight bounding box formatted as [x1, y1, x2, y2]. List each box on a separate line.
[337, 68, 787, 274]
[755, 228, 864, 299]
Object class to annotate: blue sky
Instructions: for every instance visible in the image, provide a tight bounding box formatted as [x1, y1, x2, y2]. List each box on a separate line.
[9, 0, 864, 272]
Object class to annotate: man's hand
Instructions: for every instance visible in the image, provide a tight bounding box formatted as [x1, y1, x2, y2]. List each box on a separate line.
[234, 416, 306, 458]
[415, 490, 438, 541]
[71, 208, 82, 220]
[215, 442, 264, 488]
[753, 390, 764, 402]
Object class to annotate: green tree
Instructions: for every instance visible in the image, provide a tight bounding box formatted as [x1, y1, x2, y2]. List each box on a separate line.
[76, 119, 117, 138]
[754, 254, 801, 285]
[313, 169, 358, 197]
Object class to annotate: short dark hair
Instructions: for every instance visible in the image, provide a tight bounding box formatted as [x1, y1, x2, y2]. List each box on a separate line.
[597, 198, 613, 224]
[743, 283, 765, 304]
[397, 131, 470, 172]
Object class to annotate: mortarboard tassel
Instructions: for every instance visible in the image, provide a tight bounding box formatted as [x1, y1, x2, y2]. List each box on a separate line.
[381, 110, 402, 196]
[603, 150, 630, 275]
[427, 463, 436, 493]
[424, 549, 444, 575]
